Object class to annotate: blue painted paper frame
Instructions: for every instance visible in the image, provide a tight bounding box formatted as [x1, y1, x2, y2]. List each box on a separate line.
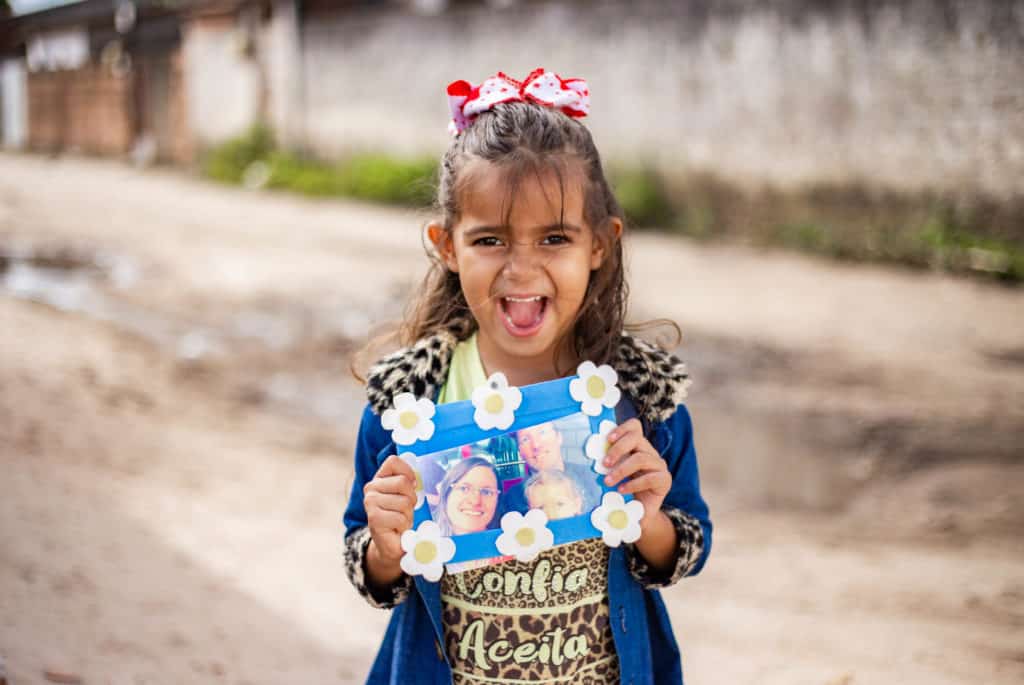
[402, 375, 626, 565]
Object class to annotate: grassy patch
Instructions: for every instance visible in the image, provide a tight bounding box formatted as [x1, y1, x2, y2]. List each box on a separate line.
[915, 210, 1024, 282]
[201, 127, 436, 207]
[609, 167, 675, 230]
[650, 173, 1024, 284]
[202, 125, 275, 185]
[333, 155, 437, 206]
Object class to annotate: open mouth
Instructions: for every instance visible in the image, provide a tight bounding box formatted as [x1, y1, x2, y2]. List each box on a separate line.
[500, 295, 548, 337]
[459, 509, 486, 517]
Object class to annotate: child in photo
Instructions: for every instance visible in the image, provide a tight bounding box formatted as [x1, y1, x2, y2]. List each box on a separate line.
[523, 469, 584, 521]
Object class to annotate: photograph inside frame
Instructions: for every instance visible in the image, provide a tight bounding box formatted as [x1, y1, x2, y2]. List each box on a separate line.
[409, 412, 603, 573]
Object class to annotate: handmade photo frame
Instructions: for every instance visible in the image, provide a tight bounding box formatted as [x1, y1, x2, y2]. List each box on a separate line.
[382, 362, 645, 581]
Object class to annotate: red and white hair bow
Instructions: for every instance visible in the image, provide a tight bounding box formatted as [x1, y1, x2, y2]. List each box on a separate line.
[446, 68, 590, 136]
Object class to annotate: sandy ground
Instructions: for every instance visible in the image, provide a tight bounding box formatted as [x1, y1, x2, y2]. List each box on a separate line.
[1, 153, 1022, 685]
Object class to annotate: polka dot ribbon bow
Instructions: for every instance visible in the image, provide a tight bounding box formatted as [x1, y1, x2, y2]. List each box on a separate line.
[446, 68, 591, 136]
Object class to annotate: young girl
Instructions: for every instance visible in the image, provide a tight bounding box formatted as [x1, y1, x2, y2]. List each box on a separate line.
[523, 469, 586, 521]
[343, 69, 711, 685]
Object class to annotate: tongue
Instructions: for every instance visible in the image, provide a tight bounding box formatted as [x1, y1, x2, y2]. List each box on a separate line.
[505, 299, 543, 328]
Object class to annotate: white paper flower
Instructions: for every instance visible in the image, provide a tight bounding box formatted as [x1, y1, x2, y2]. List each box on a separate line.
[398, 452, 426, 509]
[399, 520, 456, 582]
[569, 361, 621, 416]
[494, 509, 554, 562]
[471, 372, 522, 431]
[381, 393, 436, 446]
[591, 492, 644, 547]
[584, 420, 618, 475]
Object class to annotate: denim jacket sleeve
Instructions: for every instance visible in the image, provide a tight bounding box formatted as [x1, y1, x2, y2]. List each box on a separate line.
[342, 404, 414, 609]
[623, 404, 713, 588]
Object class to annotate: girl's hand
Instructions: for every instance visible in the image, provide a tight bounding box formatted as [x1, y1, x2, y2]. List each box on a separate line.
[602, 419, 671, 528]
[364, 455, 418, 570]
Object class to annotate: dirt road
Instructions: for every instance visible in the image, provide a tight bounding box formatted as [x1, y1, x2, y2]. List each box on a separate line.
[1, 153, 1022, 684]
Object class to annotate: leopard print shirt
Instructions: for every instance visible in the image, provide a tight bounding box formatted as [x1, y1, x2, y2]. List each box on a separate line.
[441, 539, 619, 684]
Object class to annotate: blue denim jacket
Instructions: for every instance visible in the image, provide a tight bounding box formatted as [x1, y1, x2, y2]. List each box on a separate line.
[342, 396, 712, 685]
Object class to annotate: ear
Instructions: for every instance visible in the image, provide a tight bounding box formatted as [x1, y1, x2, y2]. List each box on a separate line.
[590, 217, 623, 270]
[428, 221, 459, 272]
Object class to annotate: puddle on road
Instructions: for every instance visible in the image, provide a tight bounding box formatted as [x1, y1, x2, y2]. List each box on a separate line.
[1, 242, 375, 424]
[0, 243, 185, 344]
[1, 243, 138, 308]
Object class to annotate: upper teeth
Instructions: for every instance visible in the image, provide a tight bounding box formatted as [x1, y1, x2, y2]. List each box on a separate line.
[506, 296, 543, 302]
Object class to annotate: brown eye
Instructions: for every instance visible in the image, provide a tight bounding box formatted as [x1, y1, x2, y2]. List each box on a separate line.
[473, 236, 503, 247]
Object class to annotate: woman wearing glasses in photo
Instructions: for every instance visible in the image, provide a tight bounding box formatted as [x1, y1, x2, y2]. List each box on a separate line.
[433, 457, 503, 536]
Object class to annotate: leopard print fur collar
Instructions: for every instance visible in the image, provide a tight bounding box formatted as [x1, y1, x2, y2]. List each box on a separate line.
[364, 331, 691, 425]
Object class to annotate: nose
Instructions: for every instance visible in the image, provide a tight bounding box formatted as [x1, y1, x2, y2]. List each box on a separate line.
[502, 241, 541, 279]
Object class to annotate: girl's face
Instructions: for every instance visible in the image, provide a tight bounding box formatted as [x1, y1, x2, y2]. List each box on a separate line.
[430, 159, 618, 384]
[445, 465, 499, 534]
[526, 480, 583, 521]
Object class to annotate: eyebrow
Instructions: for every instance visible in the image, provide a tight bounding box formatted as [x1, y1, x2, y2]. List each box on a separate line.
[463, 223, 584, 238]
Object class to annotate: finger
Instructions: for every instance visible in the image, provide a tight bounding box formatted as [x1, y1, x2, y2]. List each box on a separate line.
[617, 471, 671, 497]
[604, 419, 644, 465]
[603, 431, 642, 468]
[604, 450, 665, 487]
[365, 491, 417, 514]
[365, 474, 416, 497]
[369, 508, 413, 533]
[608, 418, 642, 443]
[376, 454, 417, 484]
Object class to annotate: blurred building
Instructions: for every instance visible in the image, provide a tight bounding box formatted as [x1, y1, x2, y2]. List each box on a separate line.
[0, 0, 286, 163]
[1, 0, 1022, 199]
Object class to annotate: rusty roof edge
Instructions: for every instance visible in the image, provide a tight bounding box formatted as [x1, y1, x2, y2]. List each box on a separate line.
[1, 0, 261, 30]
[0, 0, 264, 50]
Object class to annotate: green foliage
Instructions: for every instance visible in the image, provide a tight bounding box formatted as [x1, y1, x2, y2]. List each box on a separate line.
[675, 202, 717, 240]
[201, 128, 436, 207]
[765, 199, 1024, 282]
[609, 167, 675, 229]
[334, 155, 437, 206]
[265, 153, 345, 196]
[202, 125, 275, 184]
[915, 209, 1024, 282]
[777, 221, 832, 253]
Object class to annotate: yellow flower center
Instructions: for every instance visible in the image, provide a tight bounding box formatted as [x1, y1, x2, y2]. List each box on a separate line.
[485, 393, 504, 414]
[515, 527, 536, 546]
[607, 510, 629, 530]
[399, 411, 419, 429]
[414, 540, 437, 564]
[586, 376, 606, 399]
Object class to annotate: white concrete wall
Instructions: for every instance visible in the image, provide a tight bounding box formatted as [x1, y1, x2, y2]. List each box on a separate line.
[1, 58, 28, 149]
[293, 0, 1024, 199]
[265, 0, 303, 148]
[182, 18, 261, 146]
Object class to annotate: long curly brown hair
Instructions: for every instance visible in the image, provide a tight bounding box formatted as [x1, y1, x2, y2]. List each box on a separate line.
[355, 100, 677, 380]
